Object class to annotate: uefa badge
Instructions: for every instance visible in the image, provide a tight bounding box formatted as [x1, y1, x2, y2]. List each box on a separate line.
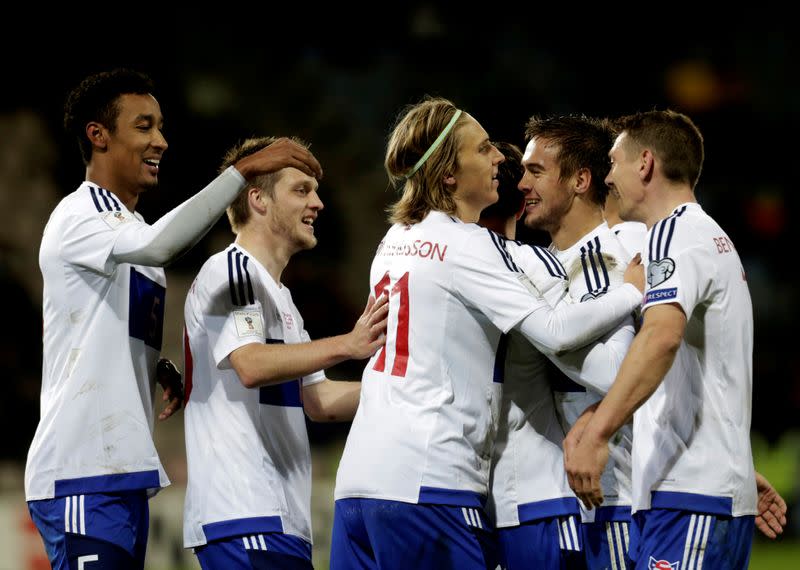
[647, 257, 675, 288]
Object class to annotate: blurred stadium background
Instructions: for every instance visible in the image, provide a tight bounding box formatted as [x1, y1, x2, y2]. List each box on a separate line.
[0, 6, 797, 569]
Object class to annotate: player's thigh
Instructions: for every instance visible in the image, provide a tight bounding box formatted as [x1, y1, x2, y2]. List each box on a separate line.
[631, 510, 754, 570]
[582, 520, 631, 570]
[330, 498, 375, 570]
[196, 533, 313, 570]
[371, 500, 499, 570]
[498, 516, 585, 570]
[28, 491, 148, 569]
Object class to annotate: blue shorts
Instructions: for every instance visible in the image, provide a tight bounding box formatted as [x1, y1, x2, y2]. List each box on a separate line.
[630, 509, 754, 570]
[195, 532, 313, 569]
[497, 515, 585, 569]
[27, 490, 149, 569]
[330, 498, 499, 570]
[581, 519, 631, 570]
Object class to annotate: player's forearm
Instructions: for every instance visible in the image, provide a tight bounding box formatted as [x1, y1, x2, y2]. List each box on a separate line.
[303, 379, 361, 422]
[232, 335, 354, 389]
[112, 166, 245, 266]
[585, 324, 679, 440]
[547, 319, 634, 393]
[518, 283, 641, 354]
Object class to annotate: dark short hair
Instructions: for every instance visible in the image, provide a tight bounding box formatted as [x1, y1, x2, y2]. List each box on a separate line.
[613, 109, 704, 189]
[524, 115, 614, 206]
[480, 141, 524, 221]
[63, 68, 154, 165]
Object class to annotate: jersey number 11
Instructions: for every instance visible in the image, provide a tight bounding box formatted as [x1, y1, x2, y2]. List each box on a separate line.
[373, 271, 409, 377]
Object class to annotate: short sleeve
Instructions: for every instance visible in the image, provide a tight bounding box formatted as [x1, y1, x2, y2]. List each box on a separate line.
[452, 230, 546, 333]
[60, 208, 145, 275]
[644, 238, 710, 317]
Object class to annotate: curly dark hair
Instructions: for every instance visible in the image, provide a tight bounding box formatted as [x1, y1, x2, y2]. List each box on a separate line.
[63, 68, 154, 165]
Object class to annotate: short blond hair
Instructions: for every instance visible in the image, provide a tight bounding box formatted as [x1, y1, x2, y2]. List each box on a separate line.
[219, 136, 309, 234]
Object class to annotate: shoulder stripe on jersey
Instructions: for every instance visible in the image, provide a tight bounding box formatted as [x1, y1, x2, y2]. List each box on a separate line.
[649, 205, 687, 260]
[579, 236, 610, 297]
[227, 247, 255, 306]
[530, 245, 568, 279]
[487, 230, 520, 272]
[88, 186, 122, 212]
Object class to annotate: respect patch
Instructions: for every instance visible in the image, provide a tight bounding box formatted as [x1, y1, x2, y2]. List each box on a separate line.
[645, 287, 677, 304]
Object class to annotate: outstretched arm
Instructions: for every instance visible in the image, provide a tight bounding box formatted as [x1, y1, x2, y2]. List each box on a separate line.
[517, 254, 644, 355]
[113, 138, 323, 266]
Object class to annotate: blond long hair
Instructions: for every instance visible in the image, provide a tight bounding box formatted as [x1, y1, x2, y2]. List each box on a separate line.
[385, 96, 465, 225]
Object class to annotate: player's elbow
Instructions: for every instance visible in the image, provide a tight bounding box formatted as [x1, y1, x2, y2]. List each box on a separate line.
[303, 396, 336, 422]
[237, 372, 261, 390]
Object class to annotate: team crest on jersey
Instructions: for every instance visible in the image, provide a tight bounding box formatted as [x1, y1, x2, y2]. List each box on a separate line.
[580, 290, 606, 302]
[101, 210, 132, 229]
[647, 258, 675, 288]
[234, 310, 264, 337]
[648, 557, 679, 570]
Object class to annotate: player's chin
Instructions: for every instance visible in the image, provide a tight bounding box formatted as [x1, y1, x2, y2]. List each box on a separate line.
[141, 177, 159, 191]
[300, 234, 318, 249]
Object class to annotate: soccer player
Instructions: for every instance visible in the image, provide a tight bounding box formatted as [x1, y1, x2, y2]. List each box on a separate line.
[330, 96, 643, 570]
[480, 142, 587, 569]
[565, 110, 758, 569]
[483, 118, 639, 569]
[518, 115, 638, 569]
[24, 68, 322, 569]
[182, 136, 387, 569]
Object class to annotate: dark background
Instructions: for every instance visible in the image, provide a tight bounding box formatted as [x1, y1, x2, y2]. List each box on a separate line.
[1, 8, 797, 470]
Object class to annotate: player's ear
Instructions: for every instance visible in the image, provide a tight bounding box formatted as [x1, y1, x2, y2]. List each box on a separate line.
[574, 167, 591, 194]
[640, 149, 655, 183]
[248, 187, 268, 214]
[86, 122, 107, 150]
[443, 174, 456, 187]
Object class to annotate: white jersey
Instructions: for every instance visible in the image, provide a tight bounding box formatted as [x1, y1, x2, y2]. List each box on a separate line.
[609, 220, 647, 258]
[488, 242, 579, 527]
[634, 203, 756, 516]
[550, 223, 635, 521]
[182, 244, 325, 547]
[26, 182, 170, 501]
[335, 211, 640, 507]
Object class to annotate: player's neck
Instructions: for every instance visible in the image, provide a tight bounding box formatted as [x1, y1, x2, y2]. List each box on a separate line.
[235, 229, 290, 285]
[644, 184, 696, 228]
[478, 217, 517, 240]
[550, 203, 604, 251]
[85, 164, 140, 212]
